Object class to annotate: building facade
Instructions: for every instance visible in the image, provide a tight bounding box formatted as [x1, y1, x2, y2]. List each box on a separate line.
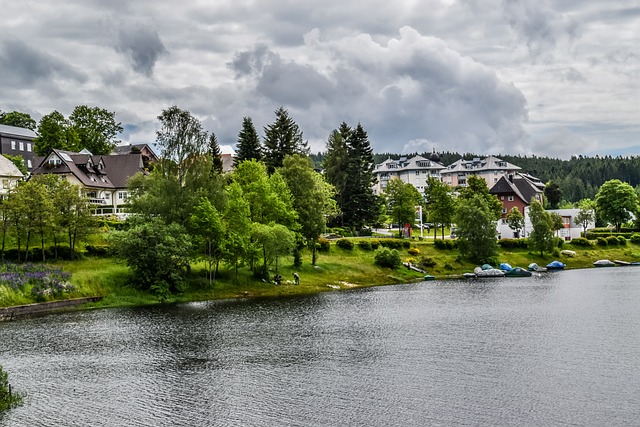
[441, 156, 521, 189]
[372, 154, 445, 196]
[0, 124, 37, 171]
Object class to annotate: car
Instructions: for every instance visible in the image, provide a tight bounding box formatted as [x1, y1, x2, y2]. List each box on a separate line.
[449, 228, 458, 238]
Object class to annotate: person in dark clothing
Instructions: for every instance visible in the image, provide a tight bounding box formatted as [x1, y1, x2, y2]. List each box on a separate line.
[293, 272, 300, 285]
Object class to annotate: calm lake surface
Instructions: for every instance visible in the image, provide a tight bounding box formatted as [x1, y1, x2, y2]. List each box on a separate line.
[1, 268, 640, 426]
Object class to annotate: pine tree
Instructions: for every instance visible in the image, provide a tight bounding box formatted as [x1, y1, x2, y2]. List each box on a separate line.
[323, 124, 350, 226]
[341, 123, 379, 231]
[234, 116, 262, 168]
[262, 107, 309, 174]
[209, 132, 223, 175]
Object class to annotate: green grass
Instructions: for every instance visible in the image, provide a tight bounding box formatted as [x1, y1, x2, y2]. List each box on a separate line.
[2, 238, 640, 310]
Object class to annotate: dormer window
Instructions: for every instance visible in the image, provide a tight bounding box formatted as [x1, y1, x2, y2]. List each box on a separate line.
[48, 157, 62, 166]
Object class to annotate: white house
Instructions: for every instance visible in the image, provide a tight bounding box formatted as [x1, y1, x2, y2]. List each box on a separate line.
[441, 156, 521, 189]
[372, 153, 445, 195]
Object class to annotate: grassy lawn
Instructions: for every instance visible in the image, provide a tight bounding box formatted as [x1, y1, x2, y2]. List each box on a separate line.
[2, 238, 640, 310]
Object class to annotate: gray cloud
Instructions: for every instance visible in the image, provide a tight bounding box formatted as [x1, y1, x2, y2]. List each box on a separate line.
[116, 24, 167, 76]
[0, 39, 87, 85]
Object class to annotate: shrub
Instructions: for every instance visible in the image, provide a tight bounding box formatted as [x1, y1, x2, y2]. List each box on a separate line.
[631, 233, 640, 244]
[370, 239, 381, 250]
[617, 236, 627, 246]
[498, 238, 528, 249]
[597, 237, 608, 246]
[606, 236, 619, 246]
[555, 238, 564, 248]
[358, 240, 372, 251]
[403, 240, 411, 249]
[374, 247, 401, 269]
[358, 228, 373, 237]
[570, 237, 592, 247]
[336, 238, 354, 250]
[317, 238, 331, 253]
[408, 247, 420, 256]
[420, 256, 437, 268]
[380, 239, 403, 249]
[434, 239, 455, 250]
[85, 245, 110, 257]
[0, 364, 24, 411]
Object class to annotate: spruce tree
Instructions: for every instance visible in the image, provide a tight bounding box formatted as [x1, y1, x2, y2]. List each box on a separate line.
[341, 123, 378, 231]
[323, 124, 351, 226]
[234, 116, 262, 168]
[209, 132, 223, 175]
[262, 107, 309, 174]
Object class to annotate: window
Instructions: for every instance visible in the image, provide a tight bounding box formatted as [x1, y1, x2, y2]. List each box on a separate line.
[416, 171, 420, 175]
[508, 196, 514, 201]
[10, 141, 15, 150]
[27, 143, 32, 152]
[27, 160, 32, 168]
[2, 180, 8, 189]
[502, 208, 507, 214]
[501, 196, 505, 200]
[19, 142, 24, 151]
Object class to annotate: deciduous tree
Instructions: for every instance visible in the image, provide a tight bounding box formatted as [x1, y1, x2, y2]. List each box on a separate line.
[0, 111, 36, 130]
[595, 179, 638, 232]
[505, 207, 525, 238]
[455, 193, 498, 264]
[574, 199, 596, 237]
[69, 105, 123, 155]
[34, 111, 80, 155]
[384, 179, 422, 238]
[528, 199, 555, 256]
[424, 177, 455, 239]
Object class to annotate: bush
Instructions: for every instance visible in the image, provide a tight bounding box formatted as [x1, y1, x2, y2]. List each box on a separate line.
[597, 237, 608, 246]
[408, 247, 420, 256]
[631, 233, 640, 244]
[403, 240, 411, 249]
[358, 228, 373, 237]
[617, 236, 627, 246]
[498, 238, 528, 249]
[85, 245, 110, 257]
[555, 238, 564, 248]
[380, 239, 403, 249]
[374, 247, 401, 269]
[336, 238, 354, 250]
[317, 237, 331, 253]
[570, 237, 592, 247]
[606, 236, 619, 246]
[434, 239, 455, 250]
[0, 364, 24, 411]
[370, 239, 381, 250]
[358, 240, 372, 251]
[420, 256, 437, 268]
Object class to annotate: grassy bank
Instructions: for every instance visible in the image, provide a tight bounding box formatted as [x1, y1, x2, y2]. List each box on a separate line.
[2, 238, 640, 310]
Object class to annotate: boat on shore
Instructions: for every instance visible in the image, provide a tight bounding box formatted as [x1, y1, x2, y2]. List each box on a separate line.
[528, 263, 547, 272]
[473, 266, 505, 278]
[546, 260, 566, 270]
[504, 267, 533, 277]
[593, 259, 616, 267]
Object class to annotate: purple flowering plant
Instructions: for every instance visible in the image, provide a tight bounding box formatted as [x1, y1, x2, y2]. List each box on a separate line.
[0, 263, 75, 302]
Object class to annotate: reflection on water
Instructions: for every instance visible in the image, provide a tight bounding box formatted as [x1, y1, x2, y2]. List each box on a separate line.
[1, 268, 640, 426]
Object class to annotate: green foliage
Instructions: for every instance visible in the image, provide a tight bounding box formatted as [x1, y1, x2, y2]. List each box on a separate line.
[630, 233, 640, 244]
[434, 239, 456, 250]
[455, 192, 499, 263]
[384, 180, 423, 233]
[505, 207, 525, 237]
[617, 235, 627, 245]
[85, 245, 109, 256]
[323, 127, 349, 227]
[107, 217, 192, 297]
[69, 105, 123, 155]
[251, 222, 296, 275]
[574, 199, 596, 236]
[420, 256, 437, 268]
[374, 247, 401, 269]
[605, 235, 620, 246]
[263, 107, 308, 174]
[370, 239, 381, 249]
[596, 179, 638, 232]
[408, 247, 420, 256]
[498, 238, 528, 248]
[423, 177, 456, 237]
[379, 239, 404, 249]
[544, 180, 562, 209]
[597, 237, 608, 246]
[0, 364, 24, 411]
[336, 238, 354, 250]
[234, 117, 262, 167]
[528, 199, 556, 256]
[208, 133, 223, 175]
[0, 110, 36, 130]
[570, 237, 593, 247]
[358, 240, 372, 251]
[34, 110, 80, 155]
[317, 237, 331, 252]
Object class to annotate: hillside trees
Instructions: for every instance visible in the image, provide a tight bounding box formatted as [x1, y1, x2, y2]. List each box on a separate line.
[323, 125, 350, 226]
[34, 111, 80, 155]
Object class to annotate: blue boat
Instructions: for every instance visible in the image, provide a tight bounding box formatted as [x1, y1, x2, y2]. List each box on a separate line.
[499, 263, 513, 271]
[546, 260, 566, 270]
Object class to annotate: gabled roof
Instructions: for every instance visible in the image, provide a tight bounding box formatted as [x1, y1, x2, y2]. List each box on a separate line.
[442, 155, 521, 174]
[0, 124, 37, 139]
[490, 172, 543, 205]
[0, 155, 24, 178]
[31, 149, 146, 190]
[112, 143, 159, 162]
[373, 155, 445, 174]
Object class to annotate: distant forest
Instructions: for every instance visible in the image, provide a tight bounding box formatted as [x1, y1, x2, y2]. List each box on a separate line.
[310, 151, 640, 203]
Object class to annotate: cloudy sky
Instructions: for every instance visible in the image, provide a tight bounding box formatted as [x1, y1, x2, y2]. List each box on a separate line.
[1, 0, 638, 159]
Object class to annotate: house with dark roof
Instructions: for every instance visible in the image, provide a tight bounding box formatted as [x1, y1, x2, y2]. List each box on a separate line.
[112, 143, 159, 168]
[441, 156, 521, 189]
[372, 152, 445, 195]
[31, 149, 147, 218]
[490, 172, 545, 238]
[0, 124, 37, 171]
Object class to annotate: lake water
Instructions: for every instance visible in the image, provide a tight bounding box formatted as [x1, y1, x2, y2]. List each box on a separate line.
[1, 268, 640, 426]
